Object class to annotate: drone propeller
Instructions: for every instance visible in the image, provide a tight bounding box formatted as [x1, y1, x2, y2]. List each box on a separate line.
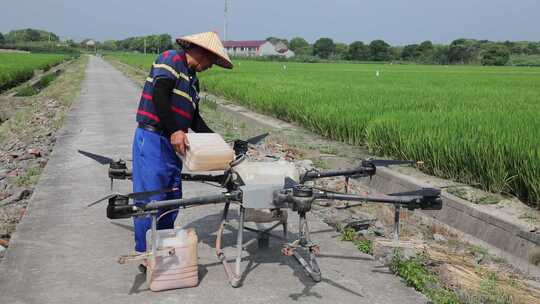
[388, 188, 440, 197]
[78, 150, 132, 164]
[284, 176, 299, 189]
[87, 194, 118, 207]
[232, 132, 270, 156]
[246, 132, 270, 145]
[87, 188, 176, 207]
[78, 150, 116, 165]
[361, 159, 417, 167]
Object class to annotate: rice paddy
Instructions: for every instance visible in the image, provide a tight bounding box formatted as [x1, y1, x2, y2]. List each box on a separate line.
[0, 53, 70, 92]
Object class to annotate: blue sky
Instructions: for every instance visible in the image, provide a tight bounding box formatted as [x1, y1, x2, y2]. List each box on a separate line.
[0, 0, 538, 45]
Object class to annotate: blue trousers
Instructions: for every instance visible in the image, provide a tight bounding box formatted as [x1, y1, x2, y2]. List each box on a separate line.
[132, 127, 182, 253]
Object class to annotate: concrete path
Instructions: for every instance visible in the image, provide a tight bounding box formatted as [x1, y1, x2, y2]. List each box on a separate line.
[0, 56, 426, 304]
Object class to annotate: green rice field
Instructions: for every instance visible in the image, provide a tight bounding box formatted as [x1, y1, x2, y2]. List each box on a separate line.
[107, 53, 540, 206]
[0, 53, 70, 92]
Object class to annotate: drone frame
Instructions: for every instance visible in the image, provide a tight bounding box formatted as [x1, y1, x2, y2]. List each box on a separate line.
[80, 134, 442, 288]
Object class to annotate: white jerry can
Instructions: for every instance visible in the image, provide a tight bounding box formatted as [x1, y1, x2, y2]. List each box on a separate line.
[180, 133, 235, 171]
[145, 228, 199, 291]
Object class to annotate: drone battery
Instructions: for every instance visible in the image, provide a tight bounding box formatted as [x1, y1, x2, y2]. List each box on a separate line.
[180, 133, 235, 171]
[146, 228, 198, 291]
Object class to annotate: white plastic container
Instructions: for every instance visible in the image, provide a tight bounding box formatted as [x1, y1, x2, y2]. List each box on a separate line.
[181, 133, 235, 171]
[145, 228, 198, 291]
[232, 160, 300, 185]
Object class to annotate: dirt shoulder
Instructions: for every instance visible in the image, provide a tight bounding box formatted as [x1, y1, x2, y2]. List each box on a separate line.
[0, 56, 88, 256]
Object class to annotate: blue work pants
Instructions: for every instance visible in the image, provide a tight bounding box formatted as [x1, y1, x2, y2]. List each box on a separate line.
[132, 127, 182, 253]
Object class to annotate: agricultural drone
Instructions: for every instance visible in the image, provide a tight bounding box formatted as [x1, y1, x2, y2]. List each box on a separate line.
[80, 133, 442, 287]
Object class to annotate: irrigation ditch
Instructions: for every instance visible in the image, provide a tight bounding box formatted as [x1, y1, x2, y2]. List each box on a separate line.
[106, 56, 540, 303]
[4, 58, 71, 97]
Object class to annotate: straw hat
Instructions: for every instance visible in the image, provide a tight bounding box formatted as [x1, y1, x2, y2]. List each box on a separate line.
[176, 32, 233, 69]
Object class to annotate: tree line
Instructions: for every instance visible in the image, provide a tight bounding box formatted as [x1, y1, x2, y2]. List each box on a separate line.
[97, 34, 173, 53]
[0, 29, 173, 55]
[1, 28, 60, 43]
[0, 29, 78, 54]
[284, 37, 540, 66]
[2, 28, 540, 66]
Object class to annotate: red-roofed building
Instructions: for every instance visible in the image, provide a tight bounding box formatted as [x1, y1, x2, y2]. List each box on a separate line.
[223, 40, 295, 58]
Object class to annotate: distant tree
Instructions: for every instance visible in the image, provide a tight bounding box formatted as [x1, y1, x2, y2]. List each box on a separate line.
[0, 32, 4, 45]
[448, 38, 478, 64]
[389, 47, 401, 61]
[481, 45, 510, 66]
[131, 37, 145, 52]
[158, 34, 173, 52]
[26, 29, 41, 41]
[313, 38, 335, 59]
[418, 40, 433, 53]
[432, 45, 450, 65]
[295, 46, 313, 57]
[401, 44, 421, 60]
[528, 42, 540, 55]
[149, 35, 160, 53]
[5, 28, 59, 43]
[118, 37, 134, 50]
[526, 42, 539, 55]
[65, 39, 77, 48]
[111, 34, 174, 53]
[289, 37, 309, 52]
[511, 43, 530, 55]
[266, 36, 288, 47]
[413, 40, 435, 63]
[102, 40, 118, 51]
[503, 40, 515, 49]
[369, 39, 391, 61]
[289, 37, 311, 56]
[333, 43, 348, 59]
[347, 41, 369, 60]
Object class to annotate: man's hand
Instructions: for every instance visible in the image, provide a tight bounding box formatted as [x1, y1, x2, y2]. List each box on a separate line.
[170, 130, 189, 155]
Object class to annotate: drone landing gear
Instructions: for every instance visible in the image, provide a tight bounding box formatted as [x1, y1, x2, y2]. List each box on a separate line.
[282, 212, 321, 282]
[216, 204, 289, 288]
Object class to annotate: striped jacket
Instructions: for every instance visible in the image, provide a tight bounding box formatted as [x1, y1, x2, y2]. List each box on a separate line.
[136, 49, 199, 132]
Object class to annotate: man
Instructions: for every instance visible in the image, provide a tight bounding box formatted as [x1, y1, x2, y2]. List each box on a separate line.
[132, 32, 233, 256]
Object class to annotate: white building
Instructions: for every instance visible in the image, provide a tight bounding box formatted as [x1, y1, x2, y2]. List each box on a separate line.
[223, 40, 295, 58]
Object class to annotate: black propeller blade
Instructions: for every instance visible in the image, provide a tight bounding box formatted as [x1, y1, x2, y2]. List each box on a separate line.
[284, 176, 299, 189]
[246, 132, 270, 145]
[388, 188, 440, 197]
[87, 188, 176, 207]
[232, 133, 270, 156]
[78, 150, 115, 165]
[361, 159, 416, 167]
[87, 194, 117, 207]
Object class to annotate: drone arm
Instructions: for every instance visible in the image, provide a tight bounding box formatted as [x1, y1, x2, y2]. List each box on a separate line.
[301, 167, 373, 182]
[315, 190, 442, 210]
[143, 191, 240, 211]
[106, 191, 240, 219]
[319, 192, 410, 204]
[181, 173, 226, 183]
